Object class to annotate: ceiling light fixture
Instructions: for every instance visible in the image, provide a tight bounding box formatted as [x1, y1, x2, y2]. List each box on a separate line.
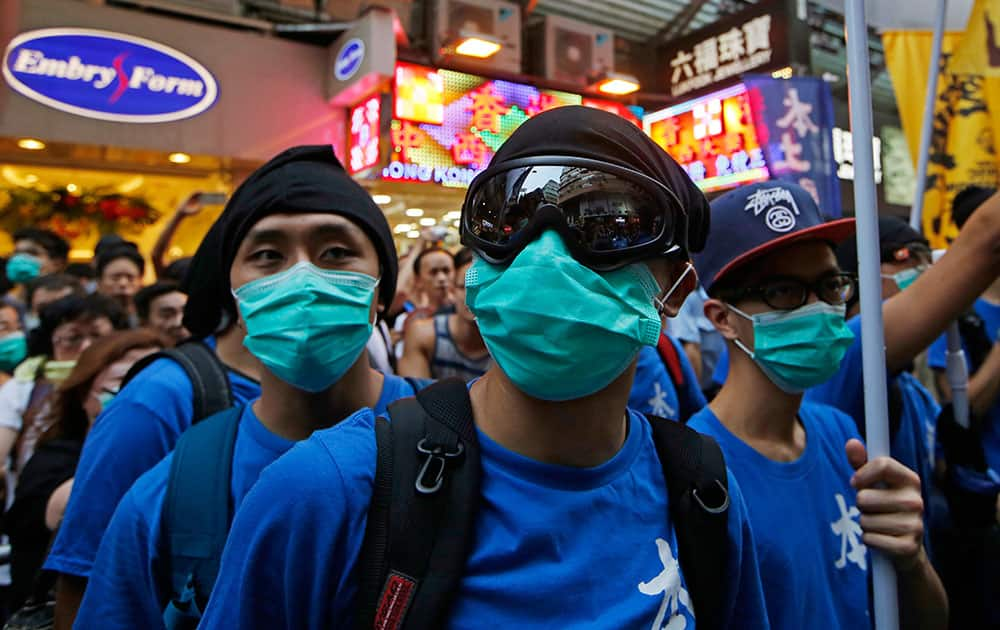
[406, 230, 421, 239]
[449, 31, 502, 59]
[590, 72, 641, 96]
[405, 207, 424, 217]
[372, 194, 392, 205]
[393, 223, 413, 233]
[168, 152, 191, 164]
[17, 138, 45, 151]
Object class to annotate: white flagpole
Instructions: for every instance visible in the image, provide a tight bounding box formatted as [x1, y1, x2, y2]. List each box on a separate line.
[909, 0, 950, 231]
[843, 1, 900, 628]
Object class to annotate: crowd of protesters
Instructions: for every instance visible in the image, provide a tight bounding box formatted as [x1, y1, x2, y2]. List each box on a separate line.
[0, 107, 994, 630]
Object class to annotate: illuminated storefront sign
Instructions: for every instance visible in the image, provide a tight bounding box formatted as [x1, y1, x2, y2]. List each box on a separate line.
[348, 95, 380, 174]
[832, 126, 882, 183]
[658, 0, 807, 99]
[643, 84, 769, 193]
[3, 28, 217, 123]
[376, 62, 638, 188]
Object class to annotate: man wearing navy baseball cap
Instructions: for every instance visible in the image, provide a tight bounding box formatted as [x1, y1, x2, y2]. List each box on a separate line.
[688, 181, 948, 630]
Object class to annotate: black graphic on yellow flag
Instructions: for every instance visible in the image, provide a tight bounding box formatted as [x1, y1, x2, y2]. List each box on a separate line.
[884, 18, 1000, 248]
[953, 0, 1000, 75]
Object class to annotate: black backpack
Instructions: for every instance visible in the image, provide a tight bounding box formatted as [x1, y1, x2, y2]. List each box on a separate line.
[158, 377, 432, 629]
[355, 378, 731, 630]
[122, 340, 233, 423]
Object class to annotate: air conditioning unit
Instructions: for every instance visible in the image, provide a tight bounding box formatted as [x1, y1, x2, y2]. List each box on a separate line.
[432, 0, 521, 74]
[532, 14, 614, 86]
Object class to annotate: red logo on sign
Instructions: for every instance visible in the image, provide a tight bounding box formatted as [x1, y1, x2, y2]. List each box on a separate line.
[374, 572, 417, 630]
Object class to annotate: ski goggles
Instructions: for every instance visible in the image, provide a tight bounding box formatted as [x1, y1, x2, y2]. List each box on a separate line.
[460, 157, 690, 270]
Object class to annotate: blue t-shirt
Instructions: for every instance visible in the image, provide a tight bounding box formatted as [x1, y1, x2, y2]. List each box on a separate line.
[806, 315, 940, 538]
[199, 408, 771, 629]
[689, 403, 871, 630]
[75, 375, 416, 629]
[629, 339, 706, 422]
[928, 297, 1000, 470]
[45, 343, 261, 579]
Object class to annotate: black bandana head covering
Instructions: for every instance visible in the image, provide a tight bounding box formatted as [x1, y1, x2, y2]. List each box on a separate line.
[479, 105, 710, 252]
[182, 145, 397, 338]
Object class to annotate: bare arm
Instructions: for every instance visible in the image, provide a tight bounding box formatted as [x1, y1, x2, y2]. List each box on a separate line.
[54, 573, 87, 630]
[881, 193, 1000, 373]
[397, 319, 435, 379]
[847, 441, 948, 630]
[152, 195, 202, 278]
[45, 478, 74, 531]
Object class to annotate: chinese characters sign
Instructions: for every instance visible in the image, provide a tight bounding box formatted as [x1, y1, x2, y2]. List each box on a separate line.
[379, 62, 636, 188]
[743, 75, 841, 216]
[643, 84, 769, 193]
[659, 0, 806, 99]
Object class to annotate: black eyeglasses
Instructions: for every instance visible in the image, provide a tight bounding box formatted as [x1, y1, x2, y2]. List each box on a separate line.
[729, 273, 857, 310]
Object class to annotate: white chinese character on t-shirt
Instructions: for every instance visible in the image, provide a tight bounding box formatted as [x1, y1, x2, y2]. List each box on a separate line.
[830, 493, 867, 570]
[639, 538, 693, 630]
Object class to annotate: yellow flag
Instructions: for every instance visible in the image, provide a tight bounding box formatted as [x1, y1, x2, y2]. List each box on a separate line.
[883, 30, 1000, 248]
[951, 0, 1000, 75]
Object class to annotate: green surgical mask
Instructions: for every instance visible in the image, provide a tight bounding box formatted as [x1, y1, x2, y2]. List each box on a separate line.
[234, 262, 378, 392]
[44, 360, 77, 384]
[465, 230, 665, 401]
[881, 266, 923, 291]
[6, 253, 42, 284]
[96, 388, 118, 409]
[729, 301, 855, 394]
[0, 332, 27, 373]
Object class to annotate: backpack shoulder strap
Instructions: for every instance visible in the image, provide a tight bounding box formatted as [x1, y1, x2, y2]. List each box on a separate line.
[356, 378, 480, 630]
[646, 414, 730, 630]
[162, 405, 243, 629]
[656, 334, 686, 388]
[122, 340, 233, 422]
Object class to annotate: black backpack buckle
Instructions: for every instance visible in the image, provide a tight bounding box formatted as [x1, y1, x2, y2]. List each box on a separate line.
[415, 438, 465, 495]
[692, 479, 730, 514]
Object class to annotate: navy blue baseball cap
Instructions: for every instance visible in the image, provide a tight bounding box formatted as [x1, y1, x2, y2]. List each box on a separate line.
[693, 181, 855, 292]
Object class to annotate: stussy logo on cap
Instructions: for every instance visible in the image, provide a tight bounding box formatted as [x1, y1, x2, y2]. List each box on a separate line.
[744, 187, 800, 233]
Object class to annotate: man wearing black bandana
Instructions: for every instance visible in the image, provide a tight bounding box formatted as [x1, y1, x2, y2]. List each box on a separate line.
[46, 146, 405, 629]
[200, 107, 770, 629]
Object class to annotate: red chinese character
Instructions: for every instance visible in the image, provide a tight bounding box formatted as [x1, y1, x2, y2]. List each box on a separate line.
[675, 144, 696, 164]
[467, 84, 508, 134]
[724, 132, 746, 154]
[656, 117, 682, 148]
[452, 131, 490, 167]
[527, 93, 560, 117]
[391, 122, 424, 162]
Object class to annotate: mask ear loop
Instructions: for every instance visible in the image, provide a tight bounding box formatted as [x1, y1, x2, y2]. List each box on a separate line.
[724, 303, 756, 359]
[654, 262, 695, 315]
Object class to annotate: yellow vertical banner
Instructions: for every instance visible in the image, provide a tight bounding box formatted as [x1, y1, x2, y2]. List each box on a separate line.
[952, 0, 1000, 75]
[884, 23, 1000, 248]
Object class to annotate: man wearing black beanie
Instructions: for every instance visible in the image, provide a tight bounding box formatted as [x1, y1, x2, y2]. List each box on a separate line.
[46, 146, 408, 628]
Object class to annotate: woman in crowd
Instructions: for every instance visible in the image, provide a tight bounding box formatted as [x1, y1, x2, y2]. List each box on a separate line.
[3, 328, 170, 610]
[0, 294, 127, 503]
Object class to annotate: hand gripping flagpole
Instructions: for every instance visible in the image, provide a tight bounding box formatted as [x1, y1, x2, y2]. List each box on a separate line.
[909, 0, 949, 231]
[843, 1, 900, 629]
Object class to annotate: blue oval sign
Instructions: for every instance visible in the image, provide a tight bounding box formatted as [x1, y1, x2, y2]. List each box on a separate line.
[334, 38, 365, 81]
[2, 28, 218, 123]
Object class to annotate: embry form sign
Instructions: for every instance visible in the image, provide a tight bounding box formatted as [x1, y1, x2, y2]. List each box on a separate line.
[2, 28, 218, 123]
